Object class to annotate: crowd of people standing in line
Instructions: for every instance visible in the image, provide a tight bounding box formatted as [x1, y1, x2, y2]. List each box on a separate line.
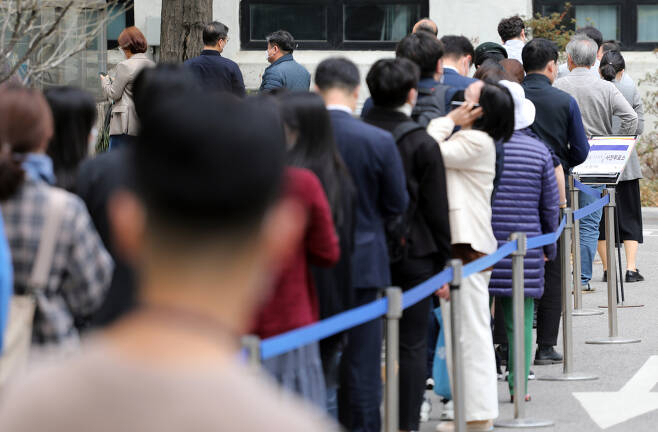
[0, 13, 645, 432]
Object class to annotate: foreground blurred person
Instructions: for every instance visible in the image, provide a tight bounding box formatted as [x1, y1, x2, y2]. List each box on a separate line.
[0, 91, 337, 431]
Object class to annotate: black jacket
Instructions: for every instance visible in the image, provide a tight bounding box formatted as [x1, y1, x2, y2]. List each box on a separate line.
[184, 50, 246, 97]
[363, 107, 451, 276]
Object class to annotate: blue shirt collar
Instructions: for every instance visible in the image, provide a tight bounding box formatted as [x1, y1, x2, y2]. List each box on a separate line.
[21, 153, 56, 185]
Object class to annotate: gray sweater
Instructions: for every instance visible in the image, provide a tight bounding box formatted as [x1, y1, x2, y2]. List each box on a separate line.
[613, 73, 644, 180]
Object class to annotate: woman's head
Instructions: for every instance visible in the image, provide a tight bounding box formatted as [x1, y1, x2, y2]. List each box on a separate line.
[599, 50, 625, 82]
[0, 86, 53, 199]
[118, 26, 148, 56]
[473, 59, 508, 82]
[473, 82, 515, 142]
[44, 86, 96, 191]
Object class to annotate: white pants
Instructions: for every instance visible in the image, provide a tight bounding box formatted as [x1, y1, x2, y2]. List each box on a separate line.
[441, 271, 498, 421]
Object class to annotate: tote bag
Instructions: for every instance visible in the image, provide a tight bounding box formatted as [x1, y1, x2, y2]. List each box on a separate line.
[432, 306, 452, 400]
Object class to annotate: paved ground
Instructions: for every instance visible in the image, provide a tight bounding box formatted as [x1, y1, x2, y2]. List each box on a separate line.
[421, 209, 658, 432]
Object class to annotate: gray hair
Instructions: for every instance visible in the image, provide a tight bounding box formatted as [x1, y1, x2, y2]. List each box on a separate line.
[566, 34, 597, 67]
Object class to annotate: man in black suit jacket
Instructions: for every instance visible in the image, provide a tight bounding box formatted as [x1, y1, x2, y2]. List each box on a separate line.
[316, 57, 408, 432]
[184, 21, 245, 97]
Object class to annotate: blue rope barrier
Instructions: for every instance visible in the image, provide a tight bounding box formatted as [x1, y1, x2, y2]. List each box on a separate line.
[261, 297, 387, 360]
[463, 240, 517, 278]
[574, 179, 602, 198]
[402, 267, 453, 309]
[574, 195, 609, 221]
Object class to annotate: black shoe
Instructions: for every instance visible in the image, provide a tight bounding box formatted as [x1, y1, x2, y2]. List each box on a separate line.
[625, 269, 645, 283]
[496, 344, 509, 368]
[603, 270, 607, 282]
[534, 345, 563, 365]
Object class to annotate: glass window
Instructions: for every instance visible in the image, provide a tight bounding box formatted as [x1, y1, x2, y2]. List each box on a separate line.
[249, 4, 328, 41]
[344, 4, 420, 41]
[107, 5, 127, 41]
[574, 5, 620, 41]
[637, 5, 658, 42]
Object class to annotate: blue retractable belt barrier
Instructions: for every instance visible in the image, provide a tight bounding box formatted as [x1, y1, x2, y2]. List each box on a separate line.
[574, 195, 609, 221]
[574, 179, 602, 198]
[259, 209, 596, 358]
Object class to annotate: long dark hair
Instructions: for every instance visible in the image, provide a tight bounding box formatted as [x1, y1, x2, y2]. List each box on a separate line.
[474, 82, 515, 142]
[45, 86, 96, 191]
[278, 91, 352, 226]
[599, 50, 625, 82]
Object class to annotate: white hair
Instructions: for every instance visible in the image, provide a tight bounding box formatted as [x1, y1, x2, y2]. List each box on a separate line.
[566, 34, 597, 67]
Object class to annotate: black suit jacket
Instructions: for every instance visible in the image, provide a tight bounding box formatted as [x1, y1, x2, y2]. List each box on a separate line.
[184, 50, 246, 97]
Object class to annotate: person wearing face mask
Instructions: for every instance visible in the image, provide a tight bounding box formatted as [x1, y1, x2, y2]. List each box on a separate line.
[362, 58, 451, 432]
[259, 30, 310, 93]
[521, 38, 590, 366]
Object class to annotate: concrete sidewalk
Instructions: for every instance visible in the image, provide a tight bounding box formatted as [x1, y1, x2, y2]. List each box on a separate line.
[422, 210, 658, 432]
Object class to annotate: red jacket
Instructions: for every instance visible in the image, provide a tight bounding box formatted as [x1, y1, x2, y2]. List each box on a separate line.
[254, 167, 340, 339]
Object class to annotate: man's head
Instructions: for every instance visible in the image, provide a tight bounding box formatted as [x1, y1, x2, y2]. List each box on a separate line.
[497, 15, 526, 43]
[440, 35, 475, 76]
[412, 18, 438, 36]
[202, 21, 230, 53]
[566, 34, 598, 71]
[396, 31, 444, 80]
[366, 58, 420, 110]
[522, 38, 559, 82]
[110, 84, 303, 333]
[266, 30, 295, 64]
[314, 57, 361, 112]
[474, 42, 507, 69]
[601, 40, 621, 56]
[575, 26, 604, 60]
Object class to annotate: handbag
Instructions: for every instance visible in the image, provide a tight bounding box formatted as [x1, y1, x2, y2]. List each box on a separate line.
[96, 101, 112, 153]
[0, 188, 68, 386]
[432, 306, 452, 400]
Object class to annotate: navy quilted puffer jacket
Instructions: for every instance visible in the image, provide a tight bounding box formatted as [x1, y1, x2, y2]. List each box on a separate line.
[489, 128, 560, 298]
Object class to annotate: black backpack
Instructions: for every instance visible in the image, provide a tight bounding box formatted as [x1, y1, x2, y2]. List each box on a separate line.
[411, 85, 450, 127]
[385, 121, 424, 264]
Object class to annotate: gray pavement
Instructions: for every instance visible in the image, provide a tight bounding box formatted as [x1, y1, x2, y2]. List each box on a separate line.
[421, 209, 658, 432]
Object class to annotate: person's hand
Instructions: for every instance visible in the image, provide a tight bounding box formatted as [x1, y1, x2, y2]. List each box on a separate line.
[435, 283, 450, 301]
[544, 254, 549, 262]
[446, 101, 483, 129]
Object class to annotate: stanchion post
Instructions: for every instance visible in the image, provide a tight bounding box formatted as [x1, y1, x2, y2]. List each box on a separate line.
[241, 335, 261, 371]
[586, 188, 641, 345]
[539, 208, 597, 381]
[495, 233, 553, 429]
[448, 259, 466, 432]
[384, 287, 402, 432]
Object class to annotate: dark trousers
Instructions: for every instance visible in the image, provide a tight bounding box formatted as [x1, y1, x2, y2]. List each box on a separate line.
[109, 134, 136, 150]
[393, 257, 435, 431]
[339, 288, 382, 432]
[536, 240, 562, 346]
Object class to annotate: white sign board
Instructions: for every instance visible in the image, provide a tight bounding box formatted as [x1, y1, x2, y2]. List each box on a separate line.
[572, 136, 637, 184]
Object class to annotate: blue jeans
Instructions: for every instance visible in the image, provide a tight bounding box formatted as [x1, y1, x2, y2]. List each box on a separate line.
[579, 185, 604, 284]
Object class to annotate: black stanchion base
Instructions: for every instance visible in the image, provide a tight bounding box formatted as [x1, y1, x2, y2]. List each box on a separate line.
[586, 336, 641, 344]
[598, 302, 644, 308]
[494, 418, 554, 428]
[573, 308, 604, 316]
[538, 372, 598, 381]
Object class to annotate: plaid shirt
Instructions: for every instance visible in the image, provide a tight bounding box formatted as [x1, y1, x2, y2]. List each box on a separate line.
[2, 179, 113, 347]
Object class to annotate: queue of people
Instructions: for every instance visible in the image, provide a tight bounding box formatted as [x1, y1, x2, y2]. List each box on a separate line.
[0, 13, 646, 432]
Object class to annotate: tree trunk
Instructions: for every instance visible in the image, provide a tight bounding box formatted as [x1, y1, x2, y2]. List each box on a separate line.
[160, 0, 212, 62]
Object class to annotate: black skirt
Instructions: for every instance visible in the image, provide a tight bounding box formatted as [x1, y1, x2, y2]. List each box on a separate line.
[598, 179, 643, 243]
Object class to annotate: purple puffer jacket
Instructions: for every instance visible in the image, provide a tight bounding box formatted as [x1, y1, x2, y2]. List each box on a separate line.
[489, 128, 560, 298]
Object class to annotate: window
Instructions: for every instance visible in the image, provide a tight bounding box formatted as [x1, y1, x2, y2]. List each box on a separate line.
[240, 0, 428, 50]
[107, 0, 135, 49]
[533, 1, 658, 50]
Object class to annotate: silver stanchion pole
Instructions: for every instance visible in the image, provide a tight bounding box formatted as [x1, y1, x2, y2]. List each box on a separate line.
[384, 287, 402, 432]
[540, 208, 597, 381]
[241, 335, 261, 370]
[448, 259, 466, 432]
[496, 233, 553, 429]
[586, 188, 641, 345]
[570, 176, 603, 317]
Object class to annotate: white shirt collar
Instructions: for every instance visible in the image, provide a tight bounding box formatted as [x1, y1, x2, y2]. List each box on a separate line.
[395, 104, 413, 117]
[326, 104, 353, 115]
[443, 65, 459, 73]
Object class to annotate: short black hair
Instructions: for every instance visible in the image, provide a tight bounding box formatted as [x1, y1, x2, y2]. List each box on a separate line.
[133, 63, 200, 122]
[135, 91, 287, 233]
[575, 26, 603, 47]
[474, 82, 514, 142]
[497, 16, 525, 42]
[440, 35, 475, 62]
[266, 30, 296, 53]
[202, 21, 229, 46]
[366, 58, 420, 109]
[521, 38, 558, 73]
[396, 32, 444, 78]
[315, 57, 360, 92]
[601, 40, 621, 55]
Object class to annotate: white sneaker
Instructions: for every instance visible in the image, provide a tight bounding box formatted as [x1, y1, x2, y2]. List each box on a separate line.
[426, 377, 435, 390]
[439, 400, 454, 421]
[419, 396, 432, 422]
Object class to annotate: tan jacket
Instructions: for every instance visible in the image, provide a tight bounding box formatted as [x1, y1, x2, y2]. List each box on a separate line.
[102, 53, 155, 136]
[427, 116, 497, 256]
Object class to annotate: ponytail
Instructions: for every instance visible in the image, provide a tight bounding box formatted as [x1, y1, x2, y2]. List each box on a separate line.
[599, 50, 625, 82]
[599, 63, 617, 81]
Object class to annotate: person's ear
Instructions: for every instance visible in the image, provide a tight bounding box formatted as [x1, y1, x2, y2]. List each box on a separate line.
[436, 58, 444, 78]
[521, 29, 527, 42]
[108, 189, 146, 264]
[406, 88, 418, 107]
[259, 197, 306, 278]
[566, 54, 574, 71]
[352, 84, 360, 102]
